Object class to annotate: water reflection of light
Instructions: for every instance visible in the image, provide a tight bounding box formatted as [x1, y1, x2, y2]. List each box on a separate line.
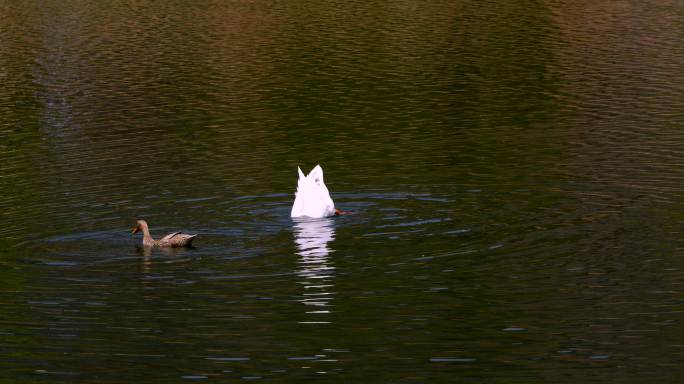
[293, 218, 336, 323]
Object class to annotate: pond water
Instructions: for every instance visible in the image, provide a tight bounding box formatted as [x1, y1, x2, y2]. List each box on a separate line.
[1, 0, 684, 382]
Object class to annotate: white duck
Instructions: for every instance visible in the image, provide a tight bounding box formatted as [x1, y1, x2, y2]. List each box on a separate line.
[291, 165, 337, 218]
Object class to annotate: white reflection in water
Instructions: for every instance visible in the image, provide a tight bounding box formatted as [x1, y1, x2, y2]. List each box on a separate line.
[293, 218, 336, 320]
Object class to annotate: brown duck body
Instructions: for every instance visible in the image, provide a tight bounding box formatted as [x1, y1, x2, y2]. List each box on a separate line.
[132, 220, 196, 247]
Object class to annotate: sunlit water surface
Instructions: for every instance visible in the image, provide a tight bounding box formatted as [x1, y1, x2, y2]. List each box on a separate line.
[1, 0, 684, 382]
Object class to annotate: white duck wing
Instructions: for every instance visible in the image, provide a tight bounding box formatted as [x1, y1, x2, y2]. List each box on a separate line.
[308, 165, 334, 216]
[291, 167, 306, 217]
[308, 165, 325, 186]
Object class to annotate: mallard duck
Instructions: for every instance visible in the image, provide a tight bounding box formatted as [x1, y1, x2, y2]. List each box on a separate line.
[291, 165, 336, 218]
[131, 219, 197, 247]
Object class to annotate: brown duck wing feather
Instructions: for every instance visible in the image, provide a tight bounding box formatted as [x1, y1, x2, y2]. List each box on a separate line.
[159, 232, 181, 242]
[157, 232, 197, 247]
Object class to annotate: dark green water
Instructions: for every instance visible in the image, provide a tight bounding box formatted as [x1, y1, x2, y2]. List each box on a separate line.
[2, 0, 684, 382]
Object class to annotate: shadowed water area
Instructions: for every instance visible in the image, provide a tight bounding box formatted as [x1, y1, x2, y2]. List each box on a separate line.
[1, 0, 684, 382]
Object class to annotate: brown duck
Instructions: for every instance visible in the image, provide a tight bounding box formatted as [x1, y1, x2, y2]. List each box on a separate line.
[131, 219, 197, 247]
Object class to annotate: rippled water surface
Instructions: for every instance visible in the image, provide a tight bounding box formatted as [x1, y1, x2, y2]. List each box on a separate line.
[2, 0, 684, 382]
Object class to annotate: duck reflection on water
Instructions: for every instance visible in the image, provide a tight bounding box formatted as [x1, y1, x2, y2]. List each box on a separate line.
[293, 217, 336, 320]
[135, 244, 193, 273]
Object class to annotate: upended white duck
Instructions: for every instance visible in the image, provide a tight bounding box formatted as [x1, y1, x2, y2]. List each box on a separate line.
[291, 165, 343, 218]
